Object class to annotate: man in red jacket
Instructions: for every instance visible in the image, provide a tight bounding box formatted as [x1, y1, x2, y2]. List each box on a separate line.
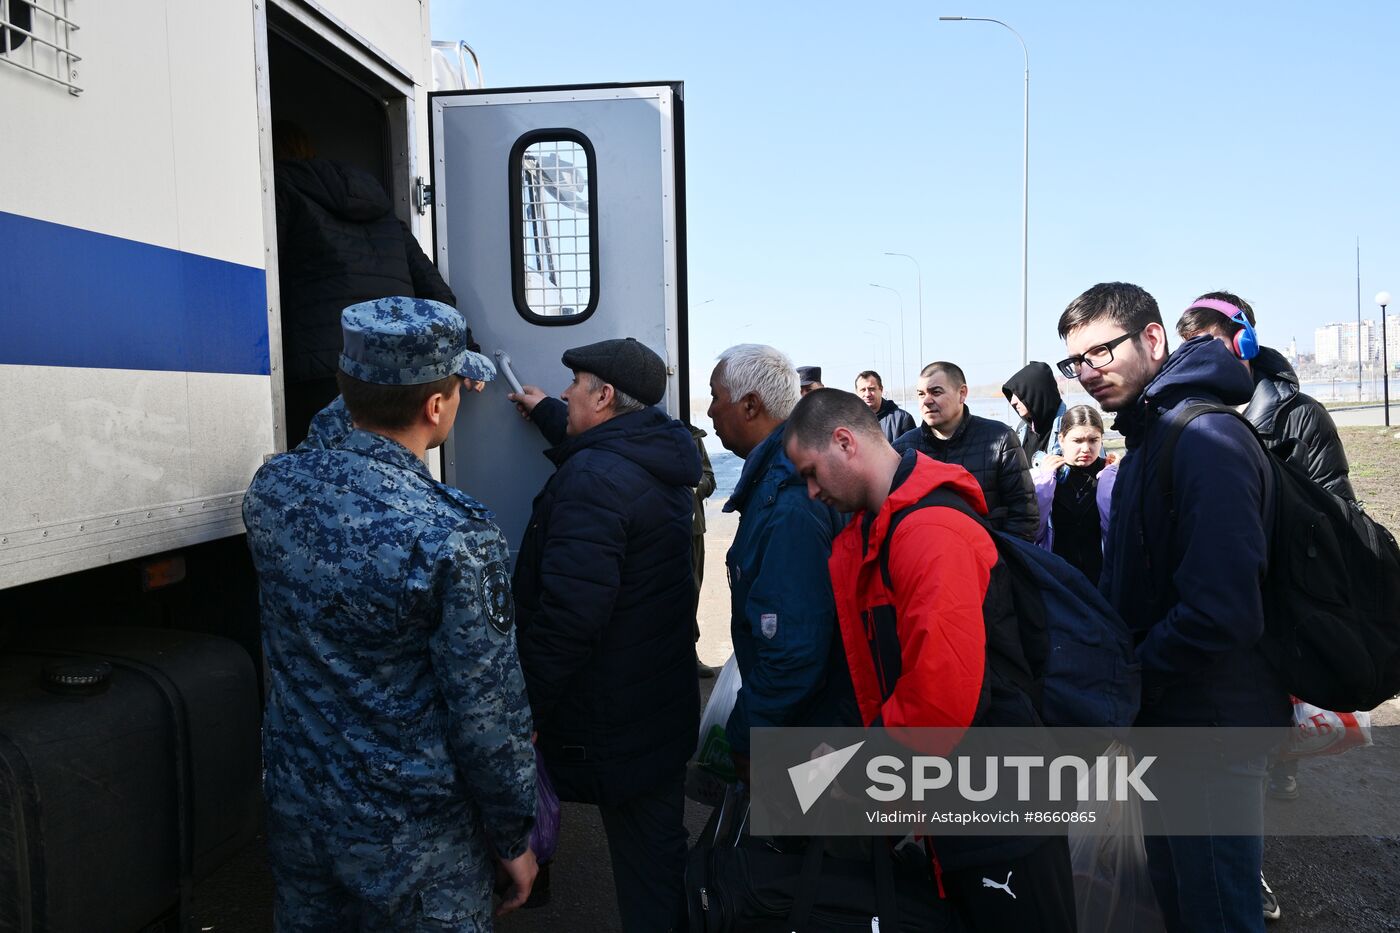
[784, 388, 1075, 933]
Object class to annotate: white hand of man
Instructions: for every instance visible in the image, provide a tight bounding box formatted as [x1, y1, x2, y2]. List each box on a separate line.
[507, 385, 548, 420]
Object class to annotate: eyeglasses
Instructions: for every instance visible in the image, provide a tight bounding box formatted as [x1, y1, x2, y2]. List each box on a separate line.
[1057, 328, 1143, 379]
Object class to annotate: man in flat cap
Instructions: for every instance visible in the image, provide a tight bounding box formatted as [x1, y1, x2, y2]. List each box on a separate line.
[797, 364, 824, 396]
[508, 337, 701, 932]
[243, 297, 538, 931]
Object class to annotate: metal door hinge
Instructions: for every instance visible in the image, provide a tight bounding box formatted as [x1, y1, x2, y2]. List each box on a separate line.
[414, 177, 434, 214]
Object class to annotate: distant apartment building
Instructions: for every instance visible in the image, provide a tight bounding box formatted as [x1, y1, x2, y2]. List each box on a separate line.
[1314, 318, 1398, 364]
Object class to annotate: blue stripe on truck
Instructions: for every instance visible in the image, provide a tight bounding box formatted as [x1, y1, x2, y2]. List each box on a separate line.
[0, 210, 270, 376]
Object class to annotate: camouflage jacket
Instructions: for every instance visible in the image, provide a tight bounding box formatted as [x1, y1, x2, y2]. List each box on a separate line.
[243, 429, 535, 857]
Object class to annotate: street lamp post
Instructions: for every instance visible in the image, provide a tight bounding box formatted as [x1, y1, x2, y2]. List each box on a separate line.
[1377, 291, 1392, 427]
[870, 283, 907, 400]
[884, 252, 924, 369]
[940, 15, 1029, 368]
[865, 317, 896, 399]
[862, 331, 885, 373]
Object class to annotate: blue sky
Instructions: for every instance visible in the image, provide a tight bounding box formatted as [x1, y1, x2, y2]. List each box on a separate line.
[431, 1, 1400, 398]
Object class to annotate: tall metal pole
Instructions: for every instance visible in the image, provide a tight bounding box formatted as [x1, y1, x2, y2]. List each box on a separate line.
[940, 16, 1029, 367]
[885, 252, 924, 371]
[1378, 292, 1393, 427]
[870, 284, 906, 400]
[1357, 238, 1364, 401]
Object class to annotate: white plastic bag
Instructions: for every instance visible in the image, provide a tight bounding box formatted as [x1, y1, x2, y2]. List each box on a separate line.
[1068, 742, 1165, 933]
[1280, 697, 1373, 759]
[686, 655, 742, 805]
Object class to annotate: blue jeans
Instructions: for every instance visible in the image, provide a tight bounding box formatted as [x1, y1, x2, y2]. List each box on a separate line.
[1142, 754, 1268, 933]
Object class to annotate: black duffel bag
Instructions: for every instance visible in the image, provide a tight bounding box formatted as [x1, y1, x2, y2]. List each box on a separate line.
[687, 837, 965, 932]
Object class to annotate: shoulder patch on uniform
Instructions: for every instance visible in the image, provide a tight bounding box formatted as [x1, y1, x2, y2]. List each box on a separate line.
[482, 561, 514, 635]
[761, 612, 778, 639]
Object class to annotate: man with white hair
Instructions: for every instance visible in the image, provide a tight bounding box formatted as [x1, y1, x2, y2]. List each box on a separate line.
[706, 344, 855, 780]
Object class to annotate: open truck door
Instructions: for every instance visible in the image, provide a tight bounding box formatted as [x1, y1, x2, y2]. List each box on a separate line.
[430, 83, 688, 552]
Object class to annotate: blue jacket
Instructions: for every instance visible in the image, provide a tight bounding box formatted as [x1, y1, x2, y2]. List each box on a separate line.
[723, 425, 855, 755]
[1102, 336, 1289, 728]
[513, 399, 702, 805]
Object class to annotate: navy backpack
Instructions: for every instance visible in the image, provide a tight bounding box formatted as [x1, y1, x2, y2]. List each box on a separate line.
[878, 489, 1140, 728]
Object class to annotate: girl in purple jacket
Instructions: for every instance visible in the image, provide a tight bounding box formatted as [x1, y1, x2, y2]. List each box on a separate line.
[1031, 405, 1117, 584]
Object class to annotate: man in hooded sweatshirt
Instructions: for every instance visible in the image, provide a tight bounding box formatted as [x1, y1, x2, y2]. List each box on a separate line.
[1058, 282, 1289, 933]
[273, 121, 467, 445]
[1002, 361, 1068, 467]
[506, 338, 701, 933]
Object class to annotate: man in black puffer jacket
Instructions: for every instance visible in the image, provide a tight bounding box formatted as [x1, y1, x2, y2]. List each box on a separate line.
[273, 122, 464, 445]
[1177, 291, 1354, 499]
[894, 361, 1039, 540]
[507, 337, 701, 933]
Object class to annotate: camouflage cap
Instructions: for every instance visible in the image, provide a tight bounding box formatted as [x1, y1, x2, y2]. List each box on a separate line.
[339, 297, 496, 385]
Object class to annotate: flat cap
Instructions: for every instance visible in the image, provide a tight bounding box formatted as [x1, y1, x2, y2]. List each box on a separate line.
[339, 297, 496, 386]
[797, 365, 823, 386]
[561, 337, 667, 406]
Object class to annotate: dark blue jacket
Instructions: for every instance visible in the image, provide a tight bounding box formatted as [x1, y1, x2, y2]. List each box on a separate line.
[1102, 336, 1289, 728]
[513, 399, 702, 805]
[723, 426, 855, 755]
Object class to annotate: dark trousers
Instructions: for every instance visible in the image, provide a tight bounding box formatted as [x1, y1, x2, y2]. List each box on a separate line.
[597, 768, 689, 933]
[1142, 754, 1268, 933]
[940, 837, 1078, 933]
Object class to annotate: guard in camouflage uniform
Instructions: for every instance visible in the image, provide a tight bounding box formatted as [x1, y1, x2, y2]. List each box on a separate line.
[243, 297, 537, 932]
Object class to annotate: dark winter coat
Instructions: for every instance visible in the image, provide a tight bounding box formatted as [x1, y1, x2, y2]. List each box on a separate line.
[1102, 336, 1290, 729]
[1002, 361, 1066, 460]
[1243, 346, 1355, 499]
[874, 397, 916, 444]
[275, 158, 459, 382]
[512, 398, 702, 806]
[892, 409, 1039, 540]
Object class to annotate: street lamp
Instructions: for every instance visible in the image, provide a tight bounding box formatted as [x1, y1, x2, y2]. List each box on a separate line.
[869, 283, 907, 400]
[940, 14, 1030, 368]
[884, 252, 924, 369]
[1377, 291, 1392, 427]
[862, 331, 885, 373]
[865, 317, 896, 399]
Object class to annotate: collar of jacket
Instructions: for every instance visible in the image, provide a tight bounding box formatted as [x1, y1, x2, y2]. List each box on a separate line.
[724, 423, 798, 514]
[1111, 336, 1255, 447]
[921, 404, 973, 446]
[543, 407, 655, 467]
[339, 428, 434, 481]
[876, 397, 901, 419]
[1241, 345, 1298, 434]
[850, 451, 989, 561]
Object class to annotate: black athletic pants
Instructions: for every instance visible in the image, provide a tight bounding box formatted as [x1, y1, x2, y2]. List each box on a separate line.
[597, 768, 689, 933]
[939, 836, 1078, 933]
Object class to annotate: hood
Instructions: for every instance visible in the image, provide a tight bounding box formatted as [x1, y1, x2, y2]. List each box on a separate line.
[860, 452, 987, 556]
[875, 397, 902, 419]
[277, 158, 392, 223]
[1002, 361, 1062, 435]
[1242, 346, 1299, 432]
[1115, 335, 1255, 442]
[548, 406, 701, 487]
[1144, 335, 1255, 409]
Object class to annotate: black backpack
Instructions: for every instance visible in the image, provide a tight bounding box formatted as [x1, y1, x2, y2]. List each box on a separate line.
[878, 489, 1141, 728]
[1158, 403, 1400, 711]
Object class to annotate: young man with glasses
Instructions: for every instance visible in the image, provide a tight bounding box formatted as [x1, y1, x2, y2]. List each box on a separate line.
[1057, 283, 1288, 933]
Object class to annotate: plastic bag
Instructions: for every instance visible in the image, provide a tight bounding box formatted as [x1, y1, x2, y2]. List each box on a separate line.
[1068, 741, 1165, 933]
[1280, 697, 1373, 760]
[686, 655, 742, 805]
[529, 745, 561, 863]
